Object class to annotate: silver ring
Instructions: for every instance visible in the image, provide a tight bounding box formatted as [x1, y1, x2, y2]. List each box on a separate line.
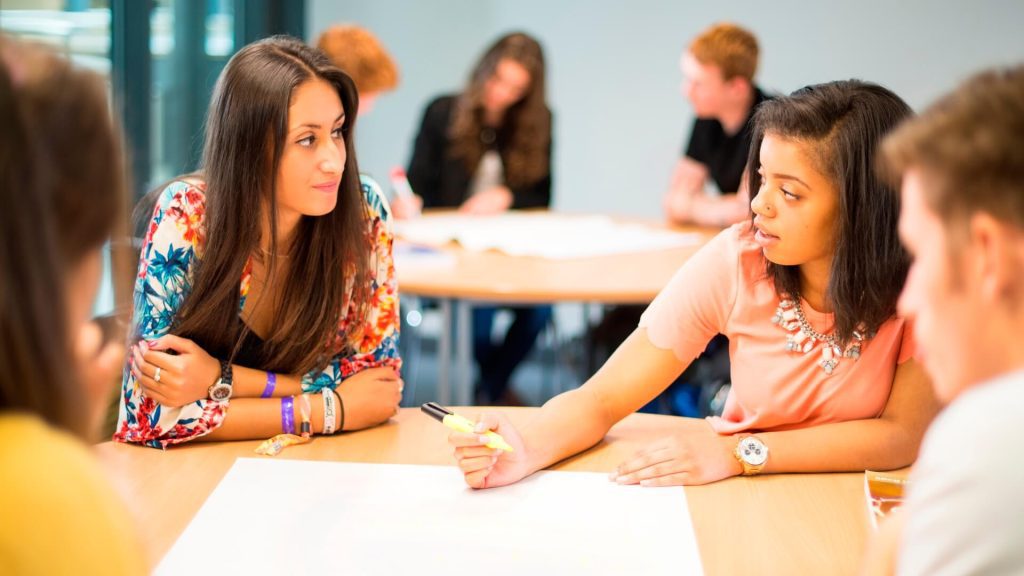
[154, 367, 161, 383]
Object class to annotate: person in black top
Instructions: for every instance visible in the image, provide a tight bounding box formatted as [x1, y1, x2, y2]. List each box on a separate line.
[396, 32, 553, 405]
[596, 24, 769, 416]
[664, 23, 770, 227]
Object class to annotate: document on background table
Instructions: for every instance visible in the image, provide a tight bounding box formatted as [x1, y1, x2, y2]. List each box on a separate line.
[393, 213, 704, 259]
[156, 459, 704, 576]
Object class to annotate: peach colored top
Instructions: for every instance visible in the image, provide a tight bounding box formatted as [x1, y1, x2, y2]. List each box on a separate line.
[640, 223, 914, 434]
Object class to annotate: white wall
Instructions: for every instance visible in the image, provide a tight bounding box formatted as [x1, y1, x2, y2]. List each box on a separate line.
[308, 0, 1024, 218]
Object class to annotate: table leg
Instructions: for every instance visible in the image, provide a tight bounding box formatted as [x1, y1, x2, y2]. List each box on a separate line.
[583, 302, 597, 375]
[437, 298, 452, 405]
[455, 300, 473, 406]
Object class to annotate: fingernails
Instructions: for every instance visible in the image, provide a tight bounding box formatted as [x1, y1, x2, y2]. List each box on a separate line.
[640, 480, 653, 487]
[477, 435, 490, 444]
[139, 341, 149, 352]
[473, 422, 486, 433]
[616, 475, 630, 484]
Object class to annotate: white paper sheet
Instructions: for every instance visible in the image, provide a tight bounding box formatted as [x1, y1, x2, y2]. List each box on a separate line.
[394, 213, 703, 259]
[156, 459, 704, 576]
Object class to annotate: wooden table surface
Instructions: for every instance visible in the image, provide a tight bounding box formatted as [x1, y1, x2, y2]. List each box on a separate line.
[394, 212, 719, 304]
[96, 408, 872, 575]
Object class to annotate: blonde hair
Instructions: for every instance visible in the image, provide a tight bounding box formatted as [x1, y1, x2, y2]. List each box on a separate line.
[316, 25, 399, 94]
[689, 22, 759, 82]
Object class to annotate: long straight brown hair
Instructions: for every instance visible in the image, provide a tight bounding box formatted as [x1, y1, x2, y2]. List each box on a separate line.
[171, 36, 371, 375]
[0, 38, 127, 439]
[747, 80, 913, 346]
[449, 32, 550, 189]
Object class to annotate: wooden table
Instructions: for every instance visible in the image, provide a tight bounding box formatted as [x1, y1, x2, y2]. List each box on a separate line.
[97, 408, 872, 575]
[394, 212, 719, 404]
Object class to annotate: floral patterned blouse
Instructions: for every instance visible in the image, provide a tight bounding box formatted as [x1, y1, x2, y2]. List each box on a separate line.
[114, 177, 401, 448]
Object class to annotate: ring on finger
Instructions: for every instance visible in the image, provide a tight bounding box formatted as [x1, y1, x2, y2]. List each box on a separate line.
[154, 366, 162, 383]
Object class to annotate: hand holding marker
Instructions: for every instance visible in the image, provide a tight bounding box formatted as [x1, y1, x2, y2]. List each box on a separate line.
[421, 402, 514, 452]
[389, 166, 421, 217]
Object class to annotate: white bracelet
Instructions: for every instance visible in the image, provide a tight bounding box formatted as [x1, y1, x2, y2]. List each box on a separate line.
[321, 389, 337, 435]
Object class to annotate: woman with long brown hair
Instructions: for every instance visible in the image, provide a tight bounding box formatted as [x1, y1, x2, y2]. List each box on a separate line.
[447, 81, 940, 489]
[397, 32, 553, 405]
[0, 38, 145, 573]
[116, 36, 403, 448]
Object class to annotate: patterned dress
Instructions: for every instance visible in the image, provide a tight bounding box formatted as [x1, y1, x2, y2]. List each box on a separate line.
[114, 177, 401, 448]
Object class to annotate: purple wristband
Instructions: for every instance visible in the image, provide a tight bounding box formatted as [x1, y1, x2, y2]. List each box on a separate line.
[261, 372, 277, 398]
[281, 396, 295, 435]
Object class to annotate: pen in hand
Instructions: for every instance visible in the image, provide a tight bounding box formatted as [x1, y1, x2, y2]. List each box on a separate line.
[421, 402, 515, 452]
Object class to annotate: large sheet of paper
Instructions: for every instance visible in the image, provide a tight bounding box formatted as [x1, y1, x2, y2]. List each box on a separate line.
[157, 459, 704, 575]
[394, 213, 703, 259]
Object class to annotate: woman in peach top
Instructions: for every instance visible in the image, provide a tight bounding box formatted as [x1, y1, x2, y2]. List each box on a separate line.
[448, 80, 941, 487]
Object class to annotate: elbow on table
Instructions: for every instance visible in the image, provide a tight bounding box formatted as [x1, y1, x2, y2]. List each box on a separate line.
[870, 422, 925, 471]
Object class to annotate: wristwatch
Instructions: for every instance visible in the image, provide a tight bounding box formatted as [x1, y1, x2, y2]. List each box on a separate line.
[734, 435, 769, 476]
[207, 359, 234, 402]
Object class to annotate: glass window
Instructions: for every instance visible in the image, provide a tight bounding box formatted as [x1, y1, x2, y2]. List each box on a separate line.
[150, 0, 234, 185]
[0, 0, 112, 75]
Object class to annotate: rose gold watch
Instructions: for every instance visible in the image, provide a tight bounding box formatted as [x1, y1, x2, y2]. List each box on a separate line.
[734, 435, 768, 476]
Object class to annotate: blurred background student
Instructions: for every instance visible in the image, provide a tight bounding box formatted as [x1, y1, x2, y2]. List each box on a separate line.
[593, 23, 770, 417]
[0, 37, 145, 575]
[663, 22, 770, 227]
[394, 32, 553, 405]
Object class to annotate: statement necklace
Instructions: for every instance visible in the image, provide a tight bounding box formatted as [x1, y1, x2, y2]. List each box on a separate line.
[771, 297, 868, 375]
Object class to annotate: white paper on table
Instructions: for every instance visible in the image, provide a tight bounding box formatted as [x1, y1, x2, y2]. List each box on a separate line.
[156, 458, 704, 576]
[394, 213, 703, 259]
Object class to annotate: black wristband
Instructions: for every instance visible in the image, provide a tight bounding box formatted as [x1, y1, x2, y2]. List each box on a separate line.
[333, 388, 345, 432]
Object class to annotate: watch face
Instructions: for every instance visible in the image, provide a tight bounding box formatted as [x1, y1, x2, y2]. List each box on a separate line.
[209, 381, 232, 402]
[739, 437, 768, 466]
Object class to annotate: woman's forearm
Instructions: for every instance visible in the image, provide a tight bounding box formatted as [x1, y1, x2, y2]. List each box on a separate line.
[758, 417, 921, 474]
[201, 395, 330, 441]
[520, 329, 690, 473]
[754, 358, 938, 474]
[519, 387, 617, 473]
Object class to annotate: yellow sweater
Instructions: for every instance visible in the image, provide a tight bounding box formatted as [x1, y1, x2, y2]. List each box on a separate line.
[0, 413, 146, 575]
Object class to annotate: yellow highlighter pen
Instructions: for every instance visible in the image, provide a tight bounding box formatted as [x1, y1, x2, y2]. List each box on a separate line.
[421, 402, 514, 452]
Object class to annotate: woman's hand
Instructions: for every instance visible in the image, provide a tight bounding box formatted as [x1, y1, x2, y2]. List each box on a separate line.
[459, 186, 512, 215]
[609, 419, 742, 486]
[662, 187, 696, 225]
[390, 194, 423, 220]
[131, 334, 220, 407]
[448, 412, 532, 489]
[75, 320, 126, 434]
[335, 367, 404, 430]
